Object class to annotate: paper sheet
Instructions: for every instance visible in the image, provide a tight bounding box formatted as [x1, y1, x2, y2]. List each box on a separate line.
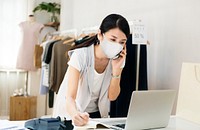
[0, 120, 27, 130]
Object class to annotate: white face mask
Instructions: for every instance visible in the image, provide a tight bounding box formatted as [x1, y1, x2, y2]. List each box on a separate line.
[100, 35, 123, 59]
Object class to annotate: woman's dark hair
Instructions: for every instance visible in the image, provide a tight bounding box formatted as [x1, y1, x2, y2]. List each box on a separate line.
[70, 14, 130, 50]
[100, 14, 130, 38]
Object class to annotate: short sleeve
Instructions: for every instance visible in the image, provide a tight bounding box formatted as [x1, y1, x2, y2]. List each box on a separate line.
[68, 50, 85, 72]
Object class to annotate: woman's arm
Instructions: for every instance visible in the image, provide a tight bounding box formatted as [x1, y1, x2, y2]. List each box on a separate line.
[66, 66, 89, 126]
[108, 68, 122, 101]
[108, 78, 121, 101]
[108, 46, 126, 101]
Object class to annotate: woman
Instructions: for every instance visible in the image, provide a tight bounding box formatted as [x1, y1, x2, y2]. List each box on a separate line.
[53, 14, 130, 126]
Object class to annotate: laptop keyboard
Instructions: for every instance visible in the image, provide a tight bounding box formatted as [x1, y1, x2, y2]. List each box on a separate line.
[114, 124, 126, 129]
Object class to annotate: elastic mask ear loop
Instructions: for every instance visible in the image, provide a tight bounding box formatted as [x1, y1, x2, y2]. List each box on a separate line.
[102, 34, 107, 41]
[95, 35, 100, 44]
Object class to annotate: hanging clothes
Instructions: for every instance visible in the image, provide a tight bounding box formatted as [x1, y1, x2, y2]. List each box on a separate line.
[39, 39, 59, 95]
[40, 39, 61, 108]
[49, 38, 73, 93]
[16, 21, 44, 71]
[110, 34, 148, 117]
[48, 38, 74, 108]
[43, 39, 60, 64]
[39, 37, 74, 108]
[34, 26, 57, 69]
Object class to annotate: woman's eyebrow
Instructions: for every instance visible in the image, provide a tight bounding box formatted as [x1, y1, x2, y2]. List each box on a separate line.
[119, 38, 127, 42]
[110, 35, 117, 39]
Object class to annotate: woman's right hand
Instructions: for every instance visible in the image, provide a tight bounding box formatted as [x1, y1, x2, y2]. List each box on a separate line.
[72, 112, 90, 126]
[66, 66, 89, 126]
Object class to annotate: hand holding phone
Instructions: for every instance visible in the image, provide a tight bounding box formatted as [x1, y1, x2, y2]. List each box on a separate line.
[113, 51, 122, 60]
[112, 45, 126, 69]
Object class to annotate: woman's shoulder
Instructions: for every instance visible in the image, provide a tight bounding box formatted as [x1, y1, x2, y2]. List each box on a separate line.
[68, 45, 93, 58]
[68, 45, 94, 71]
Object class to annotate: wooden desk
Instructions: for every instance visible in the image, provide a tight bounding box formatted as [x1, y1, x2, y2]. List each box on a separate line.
[9, 96, 37, 121]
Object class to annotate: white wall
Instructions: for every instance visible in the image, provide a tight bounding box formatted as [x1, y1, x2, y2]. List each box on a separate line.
[60, 0, 73, 31]
[61, 0, 200, 113]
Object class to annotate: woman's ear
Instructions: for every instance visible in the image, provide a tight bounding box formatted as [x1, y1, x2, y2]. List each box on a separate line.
[97, 29, 103, 42]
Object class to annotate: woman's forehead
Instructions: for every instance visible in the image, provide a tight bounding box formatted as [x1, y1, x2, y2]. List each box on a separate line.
[105, 28, 127, 40]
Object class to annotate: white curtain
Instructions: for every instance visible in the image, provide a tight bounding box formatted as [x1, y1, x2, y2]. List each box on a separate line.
[0, 0, 31, 69]
[0, 0, 34, 118]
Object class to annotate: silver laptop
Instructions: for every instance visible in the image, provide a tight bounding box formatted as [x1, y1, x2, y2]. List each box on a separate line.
[111, 90, 176, 130]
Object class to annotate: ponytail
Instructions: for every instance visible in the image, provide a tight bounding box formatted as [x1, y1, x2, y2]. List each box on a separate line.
[70, 34, 99, 50]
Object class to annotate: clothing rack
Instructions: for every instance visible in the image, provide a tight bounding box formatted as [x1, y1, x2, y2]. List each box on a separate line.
[51, 29, 78, 38]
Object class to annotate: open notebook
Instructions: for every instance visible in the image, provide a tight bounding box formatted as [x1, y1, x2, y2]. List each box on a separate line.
[74, 120, 110, 129]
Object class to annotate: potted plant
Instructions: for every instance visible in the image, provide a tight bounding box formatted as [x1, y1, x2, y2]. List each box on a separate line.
[33, 2, 61, 23]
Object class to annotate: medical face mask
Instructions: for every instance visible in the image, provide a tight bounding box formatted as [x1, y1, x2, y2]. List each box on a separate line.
[100, 35, 123, 59]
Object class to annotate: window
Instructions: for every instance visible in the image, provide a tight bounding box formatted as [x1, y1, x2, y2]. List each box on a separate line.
[0, 0, 29, 69]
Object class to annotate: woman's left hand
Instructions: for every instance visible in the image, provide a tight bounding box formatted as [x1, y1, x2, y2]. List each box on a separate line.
[112, 45, 126, 75]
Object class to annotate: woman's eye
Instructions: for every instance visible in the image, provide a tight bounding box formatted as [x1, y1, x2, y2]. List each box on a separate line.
[110, 39, 116, 42]
[119, 42, 125, 45]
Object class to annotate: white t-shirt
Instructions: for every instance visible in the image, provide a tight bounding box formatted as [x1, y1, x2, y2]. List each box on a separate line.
[68, 50, 106, 113]
[85, 69, 106, 113]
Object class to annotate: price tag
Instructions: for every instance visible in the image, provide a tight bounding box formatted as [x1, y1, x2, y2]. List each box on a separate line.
[132, 21, 147, 44]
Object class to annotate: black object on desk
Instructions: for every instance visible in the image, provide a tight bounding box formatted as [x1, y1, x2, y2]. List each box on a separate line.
[24, 116, 74, 130]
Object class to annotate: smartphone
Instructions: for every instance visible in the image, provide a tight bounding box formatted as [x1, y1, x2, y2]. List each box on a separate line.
[113, 51, 122, 60]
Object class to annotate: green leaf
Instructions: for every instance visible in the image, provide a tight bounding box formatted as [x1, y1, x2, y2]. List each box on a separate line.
[32, 2, 61, 20]
[33, 6, 41, 12]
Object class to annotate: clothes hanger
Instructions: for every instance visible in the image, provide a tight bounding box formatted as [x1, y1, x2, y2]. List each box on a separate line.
[50, 29, 77, 45]
[63, 38, 75, 45]
[77, 26, 98, 39]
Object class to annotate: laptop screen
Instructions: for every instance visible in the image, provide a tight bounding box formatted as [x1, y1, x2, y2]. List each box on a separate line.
[113, 90, 176, 130]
